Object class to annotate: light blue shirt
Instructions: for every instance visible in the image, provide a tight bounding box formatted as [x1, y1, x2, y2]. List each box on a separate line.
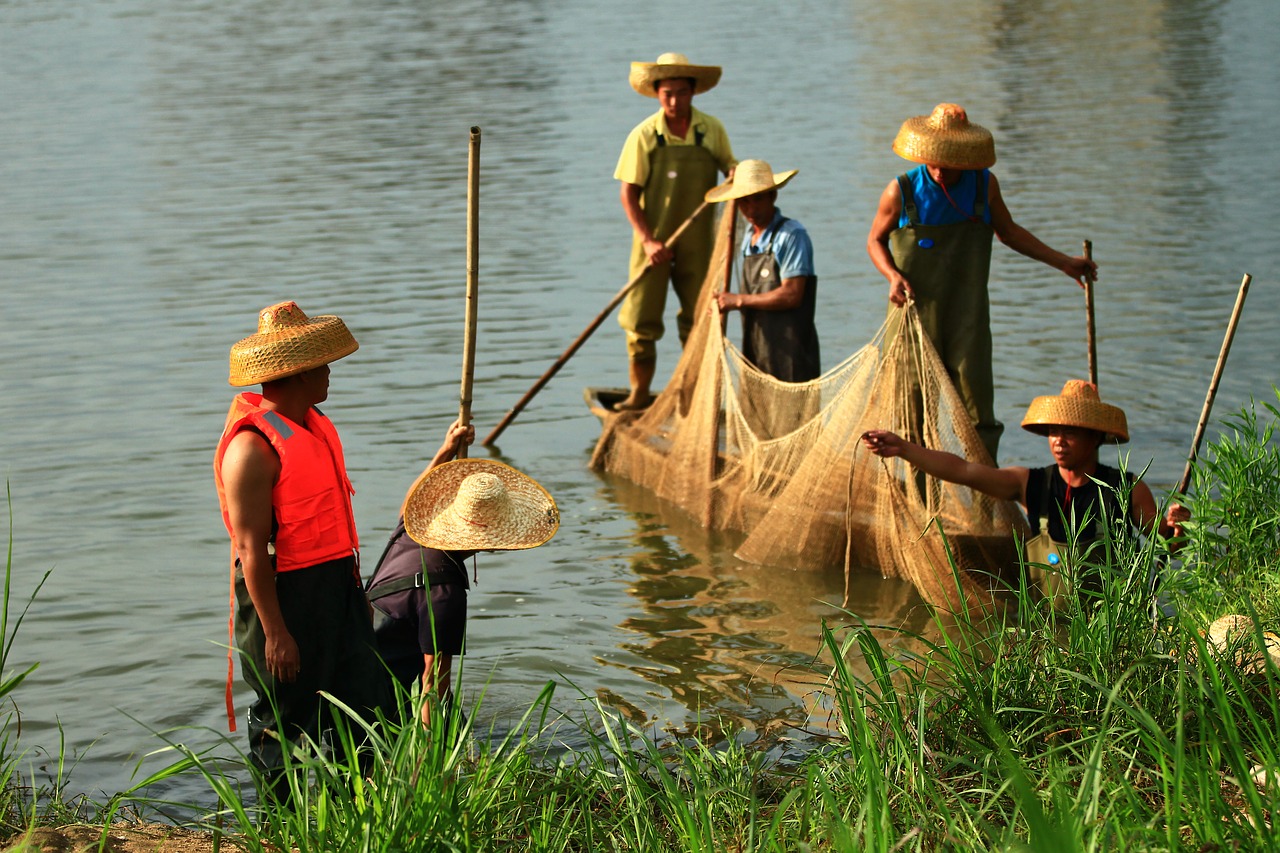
[740, 208, 814, 279]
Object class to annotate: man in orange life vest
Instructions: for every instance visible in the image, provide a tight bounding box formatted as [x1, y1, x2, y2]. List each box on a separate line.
[214, 301, 386, 789]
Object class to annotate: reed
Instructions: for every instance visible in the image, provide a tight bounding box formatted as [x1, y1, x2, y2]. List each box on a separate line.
[5, 396, 1280, 850]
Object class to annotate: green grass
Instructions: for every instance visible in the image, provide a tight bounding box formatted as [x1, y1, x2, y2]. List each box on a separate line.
[4, 395, 1280, 850]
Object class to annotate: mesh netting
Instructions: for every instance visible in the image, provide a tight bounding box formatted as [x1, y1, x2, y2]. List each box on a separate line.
[590, 205, 1029, 612]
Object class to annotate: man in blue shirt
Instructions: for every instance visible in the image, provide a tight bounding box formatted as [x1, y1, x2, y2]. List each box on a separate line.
[708, 159, 819, 384]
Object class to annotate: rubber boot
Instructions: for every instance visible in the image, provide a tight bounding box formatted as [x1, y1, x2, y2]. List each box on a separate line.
[614, 357, 656, 411]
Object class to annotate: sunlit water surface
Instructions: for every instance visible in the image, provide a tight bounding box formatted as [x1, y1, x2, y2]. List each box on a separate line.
[1, 0, 1276, 803]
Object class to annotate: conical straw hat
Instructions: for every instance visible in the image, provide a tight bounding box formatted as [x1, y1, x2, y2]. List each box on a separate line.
[892, 103, 996, 170]
[404, 459, 559, 551]
[704, 159, 797, 203]
[1021, 380, 1129, 444]
[629, 52, 721, 98]
[229, 301, 359, 387]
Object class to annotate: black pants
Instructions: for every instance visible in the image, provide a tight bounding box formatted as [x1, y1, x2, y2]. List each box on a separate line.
[234, 557, 388, 782]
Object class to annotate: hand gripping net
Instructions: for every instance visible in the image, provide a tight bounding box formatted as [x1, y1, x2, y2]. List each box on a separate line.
[590, 206, 1028, 612]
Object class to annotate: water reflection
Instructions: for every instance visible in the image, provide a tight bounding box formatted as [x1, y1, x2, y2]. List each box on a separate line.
[596, 472, 933, 748]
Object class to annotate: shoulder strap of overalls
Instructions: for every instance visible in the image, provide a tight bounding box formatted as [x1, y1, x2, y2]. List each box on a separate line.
[975, 169, 989, 219]
[1026, 466, 1053, 535]
[896, 174, 920, 226]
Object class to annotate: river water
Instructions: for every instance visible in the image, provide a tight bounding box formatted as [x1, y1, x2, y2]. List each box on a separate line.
[1, 0, 1276, 804]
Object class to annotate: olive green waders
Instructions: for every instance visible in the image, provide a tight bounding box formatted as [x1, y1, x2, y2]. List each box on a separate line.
[619, 137, 720, 361]
[885, 174, 1003, 462]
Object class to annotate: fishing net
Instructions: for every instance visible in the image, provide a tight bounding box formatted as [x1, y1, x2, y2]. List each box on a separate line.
[590, 204, 1029, 612]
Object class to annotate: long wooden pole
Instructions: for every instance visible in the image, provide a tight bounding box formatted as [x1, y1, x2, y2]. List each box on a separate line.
[1177, 273, 1252, 494]
[1084, 240, 1097, 387]
[481, 200, 711, 446]
[458, 126, 481, 459]
[705, 200, 735, 524]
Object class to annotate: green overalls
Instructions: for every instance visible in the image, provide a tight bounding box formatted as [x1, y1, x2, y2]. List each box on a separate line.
[886, 171, 1002, 461]
[618, 129, 720, 361]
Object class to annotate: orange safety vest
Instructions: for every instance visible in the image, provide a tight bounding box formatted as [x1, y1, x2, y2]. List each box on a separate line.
[214, 392, 359, 570]
[212, 392, 360, 729]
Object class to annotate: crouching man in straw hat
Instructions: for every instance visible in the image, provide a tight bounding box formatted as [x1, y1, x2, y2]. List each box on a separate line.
[214, 301, 388, 797]
[867, 104, 1099, 462]
[862, 380, 1190, 603]
[365, 452, 558, 727]
[614, 52, 737, 412]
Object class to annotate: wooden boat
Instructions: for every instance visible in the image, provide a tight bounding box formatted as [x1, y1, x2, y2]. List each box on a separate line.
[583, 387, 659, 422]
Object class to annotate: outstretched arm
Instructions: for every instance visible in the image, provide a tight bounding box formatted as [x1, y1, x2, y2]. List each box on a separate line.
[988, 173, 1097, 287]
[861, 429, 1029, 504]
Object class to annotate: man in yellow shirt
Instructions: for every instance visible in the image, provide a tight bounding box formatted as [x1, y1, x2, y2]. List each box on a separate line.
[613, 52, 736, 411]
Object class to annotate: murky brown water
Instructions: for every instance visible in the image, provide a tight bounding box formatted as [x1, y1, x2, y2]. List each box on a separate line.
[1, 0, 1276, 801]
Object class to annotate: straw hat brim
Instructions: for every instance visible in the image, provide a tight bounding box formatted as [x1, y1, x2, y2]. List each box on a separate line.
[228, 315, 358, 387]
[704, 169, 798, 203]
[629, 62, 721, 98]
[892, 115, 996, 170]
[1021, 395, 1129, 444]
[404, 459, 559, 551]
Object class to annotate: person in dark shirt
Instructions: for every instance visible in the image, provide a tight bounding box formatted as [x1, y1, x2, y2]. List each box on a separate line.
[366, 428, 558, 727]
[861, 380, 1189, 597]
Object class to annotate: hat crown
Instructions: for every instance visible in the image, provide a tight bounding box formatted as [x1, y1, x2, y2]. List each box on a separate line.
[928, 103, 971, 131]
[455, 473, 510, 522]
[655, 52, 691, 65]
[258, 301, 311, 334]
[1059, 379, 1101, 402]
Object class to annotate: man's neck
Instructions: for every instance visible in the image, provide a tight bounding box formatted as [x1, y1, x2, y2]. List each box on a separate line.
[257, 389, 312, 427]
[1057, 458, 1100, 488]
[663, 111, 692, 140]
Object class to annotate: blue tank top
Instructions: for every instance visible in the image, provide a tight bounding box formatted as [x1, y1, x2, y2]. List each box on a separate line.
[897, 165, 992, 228]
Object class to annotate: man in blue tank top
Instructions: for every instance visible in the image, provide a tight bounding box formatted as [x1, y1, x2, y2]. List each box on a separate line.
[867, 104, 1098, 462]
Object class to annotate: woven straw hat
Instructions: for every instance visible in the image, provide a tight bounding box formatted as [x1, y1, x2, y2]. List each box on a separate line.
[404, 459, 559, 551]
[629, 52, 721, 98]
[229, 301, 359, 387]
[892, 103, 996, 170]
[704, 159, 797, 203]
[1021, 380, 1129, 444]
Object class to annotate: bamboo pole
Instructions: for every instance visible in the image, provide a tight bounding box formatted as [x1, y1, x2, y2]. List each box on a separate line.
[705, 200, 735, 524]
[1084, 240, 1097, 387]
[458, 126, 481, 459]
[482, 200, 712, 446]
[1177, 273, 1252, 495]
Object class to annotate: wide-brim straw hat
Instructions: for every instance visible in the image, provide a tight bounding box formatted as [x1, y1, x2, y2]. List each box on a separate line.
[705, 159, 798, 203]
[404, 459, 559, 551]
[629, 52, 721, 98]
[892, 103, 996, 170]
[1021, 380, 1129, 444]
[229, 301, 359, 387]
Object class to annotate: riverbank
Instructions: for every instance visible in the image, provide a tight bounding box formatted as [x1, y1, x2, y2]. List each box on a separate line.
[3, 397, 1279, 850]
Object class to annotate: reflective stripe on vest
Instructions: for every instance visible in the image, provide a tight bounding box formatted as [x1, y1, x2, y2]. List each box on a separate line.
[213, 392, 358, 572]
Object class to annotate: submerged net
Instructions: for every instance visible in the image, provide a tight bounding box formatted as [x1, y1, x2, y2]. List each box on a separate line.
[591, 205, 1029, 612]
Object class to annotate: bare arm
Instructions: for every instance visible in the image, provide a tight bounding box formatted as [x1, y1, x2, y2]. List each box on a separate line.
[1129, 482, 1191, 541]
[867, 180, 913, 306]
[400, 420, 476, 517]
[620, 182, 671, 266]
[222, 430, 300, 683]
[988, 173, 1097, 287]
[861, 429, 1029, 503]
[428, 419, 475, 470]
[716, 275, 807, 313]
